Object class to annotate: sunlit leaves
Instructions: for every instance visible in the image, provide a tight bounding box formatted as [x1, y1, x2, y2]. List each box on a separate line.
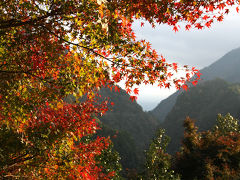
[214, 113, 240, 135]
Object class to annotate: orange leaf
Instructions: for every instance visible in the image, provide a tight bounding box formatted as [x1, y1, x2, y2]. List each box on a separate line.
[130, 96, 137, 102]
[192, 80, 198, 86]
[209, 5, 214, 12]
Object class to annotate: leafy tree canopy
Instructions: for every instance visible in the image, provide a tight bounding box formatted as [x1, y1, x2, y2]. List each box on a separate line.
[214, 113, 240, 135]
[143, 128, 179, 180]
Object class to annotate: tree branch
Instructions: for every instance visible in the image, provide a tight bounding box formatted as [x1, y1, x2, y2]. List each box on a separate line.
[0, 10, 62, 29]
[42, 26, 130, 67]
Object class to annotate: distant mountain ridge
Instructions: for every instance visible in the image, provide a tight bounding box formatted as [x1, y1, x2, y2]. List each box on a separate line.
[150, 47, 240, 123]
[200, 47, 240, 83]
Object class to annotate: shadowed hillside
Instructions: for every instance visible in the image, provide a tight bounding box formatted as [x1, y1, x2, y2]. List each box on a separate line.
[162, 79, 240, 154]
[98, 87, 159, 170]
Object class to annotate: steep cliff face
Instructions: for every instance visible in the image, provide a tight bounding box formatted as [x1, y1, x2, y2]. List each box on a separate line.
[150, 47, 240, 123]
[98, 87, 159, 169]
[162, 79, 240, 154]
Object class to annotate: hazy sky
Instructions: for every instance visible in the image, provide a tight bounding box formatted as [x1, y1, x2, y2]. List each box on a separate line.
[128, 11, 240, 111]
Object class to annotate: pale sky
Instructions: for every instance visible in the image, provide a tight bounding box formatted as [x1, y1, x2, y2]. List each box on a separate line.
[128, 11, 240, 111]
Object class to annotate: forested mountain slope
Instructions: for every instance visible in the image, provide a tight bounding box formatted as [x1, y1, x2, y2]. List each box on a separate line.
[98, 87, 159, 170]
[162, 79, 240, 154]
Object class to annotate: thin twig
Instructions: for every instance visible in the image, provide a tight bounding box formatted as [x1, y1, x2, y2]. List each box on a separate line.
[42, 26, 130, 67]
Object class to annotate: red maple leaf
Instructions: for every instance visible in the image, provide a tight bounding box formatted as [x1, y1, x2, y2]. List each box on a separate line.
[133, 88, 139, 95]
[126, 88, 131, 94]
[192, 80, 198, 86]
[130, 96, 137, 102]
[182, 84, 188, 91]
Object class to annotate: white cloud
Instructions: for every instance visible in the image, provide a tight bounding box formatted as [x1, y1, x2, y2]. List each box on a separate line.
[131, 11, 240, 110]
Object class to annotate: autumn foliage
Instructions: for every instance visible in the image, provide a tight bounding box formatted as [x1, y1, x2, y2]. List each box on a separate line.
[1, 0, 240, 178]
[173, 115, 240, 179]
